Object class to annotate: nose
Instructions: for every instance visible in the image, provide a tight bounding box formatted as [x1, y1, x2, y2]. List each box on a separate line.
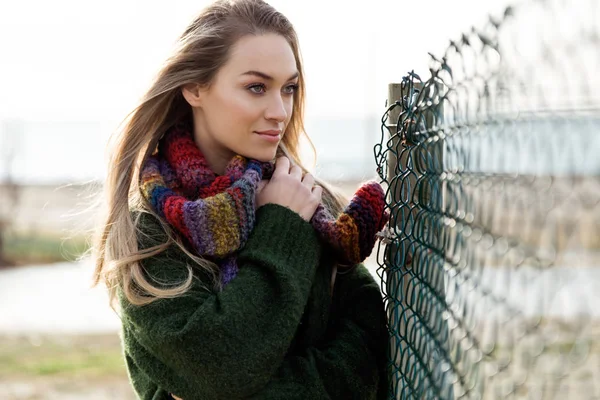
[264, 93, 288, 123]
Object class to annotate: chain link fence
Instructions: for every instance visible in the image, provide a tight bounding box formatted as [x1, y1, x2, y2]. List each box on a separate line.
[373, 0, 600, 398]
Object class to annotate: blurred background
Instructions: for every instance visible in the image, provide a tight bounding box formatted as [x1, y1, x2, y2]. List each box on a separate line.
[0, 0, 521, 398]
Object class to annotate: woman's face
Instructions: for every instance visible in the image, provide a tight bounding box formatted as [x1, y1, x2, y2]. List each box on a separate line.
[184, 33, 298, 174]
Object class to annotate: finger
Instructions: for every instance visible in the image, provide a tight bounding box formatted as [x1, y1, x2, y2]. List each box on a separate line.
[289, 165, 303, 180]
[256, 179, 268, 194]
[273, 157, 290, 177]
[301, 173, 315, 188]
[311, 185, 323, 200]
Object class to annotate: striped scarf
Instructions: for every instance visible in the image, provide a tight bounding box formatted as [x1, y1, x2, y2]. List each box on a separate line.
[139, 124, 389, 285]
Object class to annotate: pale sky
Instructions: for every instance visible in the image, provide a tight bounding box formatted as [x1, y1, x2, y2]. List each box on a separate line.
[0, 0, 517, 183]
[0, 0, 512, 123]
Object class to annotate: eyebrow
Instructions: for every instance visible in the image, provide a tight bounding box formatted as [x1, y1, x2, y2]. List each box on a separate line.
[241, 70, 299, 81]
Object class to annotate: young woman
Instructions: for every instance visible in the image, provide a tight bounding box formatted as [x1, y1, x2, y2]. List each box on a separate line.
[92, 1, 390, 399]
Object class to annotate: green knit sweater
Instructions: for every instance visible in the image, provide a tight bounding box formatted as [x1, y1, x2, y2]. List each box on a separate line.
[119, 203, 389, 400]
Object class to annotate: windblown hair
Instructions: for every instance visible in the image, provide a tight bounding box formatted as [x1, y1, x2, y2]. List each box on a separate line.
[92, 0, 347, 308]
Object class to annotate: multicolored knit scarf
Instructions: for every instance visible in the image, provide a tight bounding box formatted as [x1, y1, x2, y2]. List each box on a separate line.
[139, 124, 389, 285]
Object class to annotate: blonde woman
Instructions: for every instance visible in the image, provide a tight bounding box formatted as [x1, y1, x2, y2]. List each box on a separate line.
[93, 0, 390, 398]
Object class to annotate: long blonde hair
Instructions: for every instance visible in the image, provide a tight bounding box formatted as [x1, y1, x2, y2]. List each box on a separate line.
[92, 0, 347, 308]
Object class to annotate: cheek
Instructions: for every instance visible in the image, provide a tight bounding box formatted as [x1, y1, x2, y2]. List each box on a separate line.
[207, 93, 256, 138]
[220, 92, 260, 122]
[285, 101, 294, 124]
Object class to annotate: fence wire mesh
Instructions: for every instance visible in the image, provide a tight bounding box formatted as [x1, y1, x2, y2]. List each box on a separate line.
[373, 0, 600, 398]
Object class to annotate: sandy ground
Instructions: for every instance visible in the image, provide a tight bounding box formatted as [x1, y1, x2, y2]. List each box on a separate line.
[0, 333, 135, 400]
[1, 377, 136, 400]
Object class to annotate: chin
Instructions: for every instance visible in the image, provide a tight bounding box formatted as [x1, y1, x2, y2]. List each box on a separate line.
[243, 148, 278, 163]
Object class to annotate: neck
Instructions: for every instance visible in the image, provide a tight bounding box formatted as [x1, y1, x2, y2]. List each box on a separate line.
[201, 148, 230, 176]
[191, 125, 234, 176]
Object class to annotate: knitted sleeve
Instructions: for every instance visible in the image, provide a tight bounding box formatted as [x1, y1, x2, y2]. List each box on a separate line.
[246, 264, 390, 400]
[120, 204, 322, 400]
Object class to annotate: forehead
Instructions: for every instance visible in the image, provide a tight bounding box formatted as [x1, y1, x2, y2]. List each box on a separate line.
[223, 34, 297, 79]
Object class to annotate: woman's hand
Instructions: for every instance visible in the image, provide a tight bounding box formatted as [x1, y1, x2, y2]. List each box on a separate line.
[256, 157, 322, 222]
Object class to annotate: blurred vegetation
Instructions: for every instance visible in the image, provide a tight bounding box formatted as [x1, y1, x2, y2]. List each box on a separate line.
[3, 233, 90, 266]
[0, 334, 125, 379]
[0, 181, 100, 268]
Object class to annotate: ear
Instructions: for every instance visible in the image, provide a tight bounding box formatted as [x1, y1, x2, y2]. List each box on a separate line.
[181, 83, 206, 108]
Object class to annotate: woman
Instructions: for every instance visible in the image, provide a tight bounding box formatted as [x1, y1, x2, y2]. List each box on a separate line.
[92, 0, 390, 399]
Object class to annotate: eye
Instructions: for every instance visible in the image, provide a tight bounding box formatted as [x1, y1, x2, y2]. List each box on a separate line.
[283, 84, 299, 95]
[247, 84, 266, 94]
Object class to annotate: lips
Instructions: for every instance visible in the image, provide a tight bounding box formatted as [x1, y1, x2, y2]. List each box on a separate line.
[255, 130, 281, 143]
[255, 130, 281, 136]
